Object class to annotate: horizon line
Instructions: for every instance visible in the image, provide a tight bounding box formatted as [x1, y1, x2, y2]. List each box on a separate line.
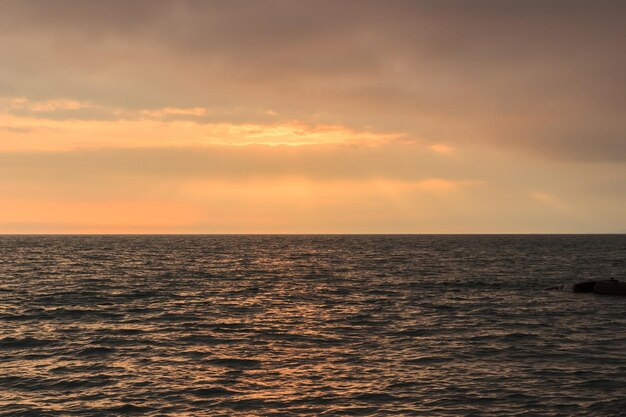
[1, 233, 624, 236]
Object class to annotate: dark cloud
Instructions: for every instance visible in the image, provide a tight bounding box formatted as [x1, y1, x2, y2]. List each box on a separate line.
[0, 0, 624, 160]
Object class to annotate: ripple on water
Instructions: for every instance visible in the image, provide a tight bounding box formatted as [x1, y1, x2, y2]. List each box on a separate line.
[0, 235, 625, 416]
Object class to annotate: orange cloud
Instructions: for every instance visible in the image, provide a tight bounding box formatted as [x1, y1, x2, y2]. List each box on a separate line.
[429, 144, 454, 155]
[0, 110, 403, 151]
[415, 178, 480, 192]
[529, 191, 571, 212]
[202, 122, 403, 146]
[0, 97, 89, 112]
[140, 107, 208, 118]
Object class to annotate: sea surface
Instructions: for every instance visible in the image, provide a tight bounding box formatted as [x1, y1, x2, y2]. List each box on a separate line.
[0, 235, 625, 416]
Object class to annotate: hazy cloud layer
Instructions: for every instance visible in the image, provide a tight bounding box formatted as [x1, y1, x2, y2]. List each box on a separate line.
[1, 0, 624, 160]
[1, 144, 625, 233]
[0, 1, 625, 232]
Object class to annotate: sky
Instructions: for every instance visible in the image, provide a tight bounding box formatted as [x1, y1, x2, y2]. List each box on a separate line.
[0, 0, 624, 233]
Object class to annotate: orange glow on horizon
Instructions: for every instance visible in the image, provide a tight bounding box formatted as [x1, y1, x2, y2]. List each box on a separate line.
[0, 177, 482, 234]
[0, 199, 204, 233]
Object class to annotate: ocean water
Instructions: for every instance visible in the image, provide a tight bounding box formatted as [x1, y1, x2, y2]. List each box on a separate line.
[0, 235, 625, 416]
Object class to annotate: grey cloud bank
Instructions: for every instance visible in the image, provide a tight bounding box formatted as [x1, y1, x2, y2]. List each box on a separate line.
[0, 0, 624, 161]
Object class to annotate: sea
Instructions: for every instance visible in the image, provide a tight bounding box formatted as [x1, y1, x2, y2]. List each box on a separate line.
[0, 235, 625, 416]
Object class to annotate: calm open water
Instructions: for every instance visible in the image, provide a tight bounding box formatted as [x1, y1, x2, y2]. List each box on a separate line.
[0, 235, 625, 416]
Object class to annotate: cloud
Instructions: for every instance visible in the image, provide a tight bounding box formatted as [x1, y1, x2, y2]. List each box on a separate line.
[0, 97, 90, 112]
[429, 144, 454, 155]
[0, 144, 458, 183]
[140, 107, 208, 118]
[0, 1, 623, 160]
[529, 191, 571, 213]
[0, 108, 404, 150]
[0, 144, 624, 233]
[0, 1, 624, 233]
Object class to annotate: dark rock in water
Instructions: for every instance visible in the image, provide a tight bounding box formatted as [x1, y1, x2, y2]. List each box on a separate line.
[593, 280, 626, 296]
[573, 280, 597, 293]
[571, 279, 626, 296]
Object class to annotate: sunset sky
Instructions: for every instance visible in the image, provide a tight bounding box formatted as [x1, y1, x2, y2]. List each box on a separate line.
[1, 0, 624, 233]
